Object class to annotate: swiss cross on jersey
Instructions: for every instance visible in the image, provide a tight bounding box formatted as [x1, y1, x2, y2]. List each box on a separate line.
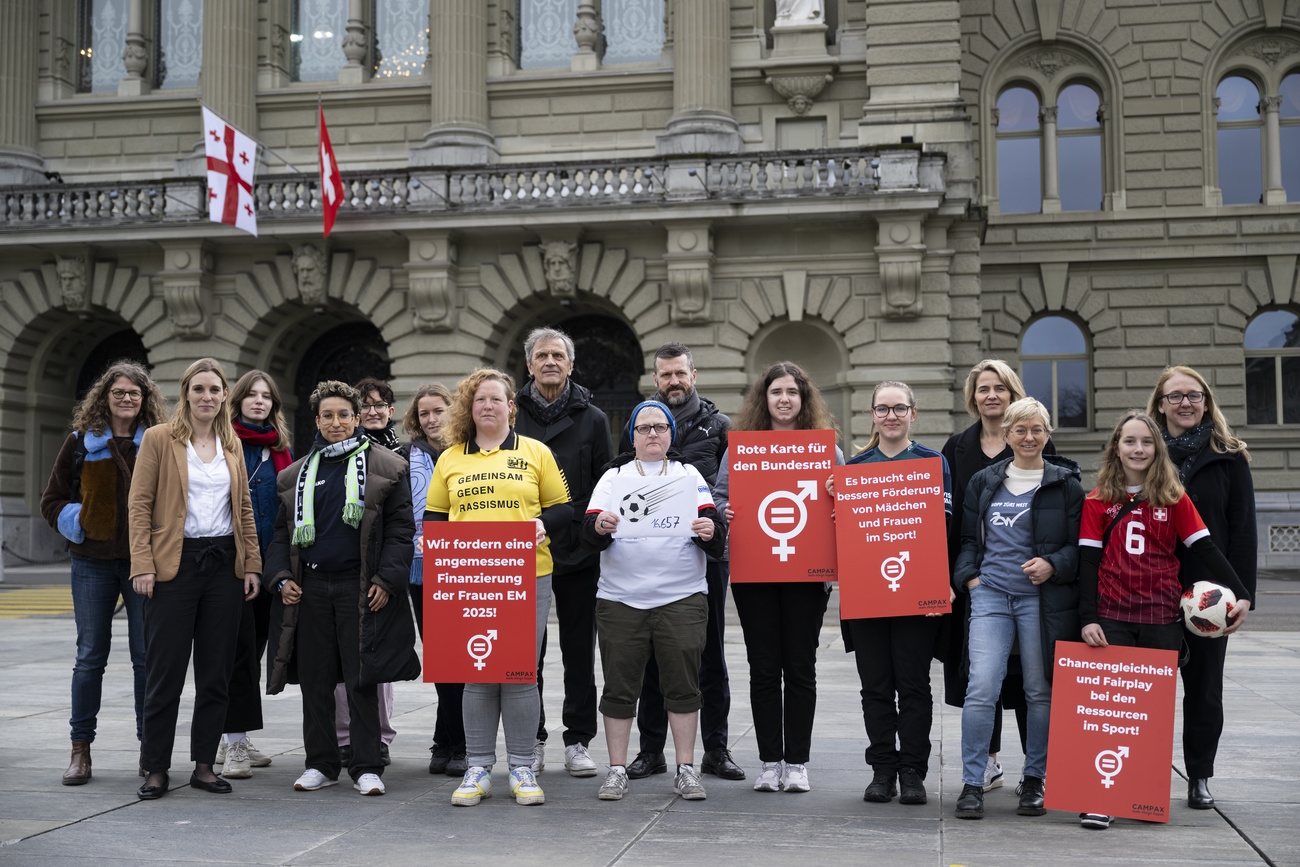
[202, 107, 259, 237]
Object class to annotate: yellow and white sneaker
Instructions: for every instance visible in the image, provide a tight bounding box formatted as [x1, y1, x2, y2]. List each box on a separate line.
[451, 767, 492, 806]
[509, 766, 545, 805]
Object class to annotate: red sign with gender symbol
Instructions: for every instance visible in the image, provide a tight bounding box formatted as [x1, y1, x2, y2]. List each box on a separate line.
[1045, 641, 1179, 822]
[834, 457, 950, 617]
[729, 430, 838, 583]
[422, 521, 537, 683]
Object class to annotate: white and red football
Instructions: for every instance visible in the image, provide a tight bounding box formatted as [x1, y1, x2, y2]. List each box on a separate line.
[1180, 581, 1238, 638]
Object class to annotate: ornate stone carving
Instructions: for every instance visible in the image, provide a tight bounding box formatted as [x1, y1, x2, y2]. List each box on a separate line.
[55, 37, 73, 75]
[665, 223, 714, 323]
[292, 244, 329, 307]
[1239, 37, 1300, 65]
[270, 24, 288, 65]
[55, 255, 89, 311]
[574, 2, 599, 53]
[497, 5, 516, 63]
[1262, 94, 1285, 111]
[876, 219, 925, 319]
[159, 247, 214, 339]
[765, 72, 833, 114]
[342, 19, 369, 68]
[775, 0, 824, 24]
[1040, 105, 1058, 123]
[406, 232, 458, 333]
[123, 34, 148, 79]
[1016, 48, 1087, 78]
[540, 240, 578, 296]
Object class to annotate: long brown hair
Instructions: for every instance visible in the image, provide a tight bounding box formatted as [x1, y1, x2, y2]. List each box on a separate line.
[70, 360, 166, 436]
[733, 361, 838, 433]
[169, 358, 236, 451]
[1091, 410, 1185, 507]
[1145, 365, 1250, 461]
[229, 369, 292, 451]
[404, 382, 454, 444]
[443, 369, 517, 447]
[859, 380, 916, 455]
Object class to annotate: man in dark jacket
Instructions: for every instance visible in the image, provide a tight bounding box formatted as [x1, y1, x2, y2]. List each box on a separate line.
[621, 342, 744, 781]
[514, 326, 613, 777]
[263, 380, 420, 797]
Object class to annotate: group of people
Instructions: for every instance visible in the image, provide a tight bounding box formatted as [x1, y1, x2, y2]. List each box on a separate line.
[43, 332, 1255, 823]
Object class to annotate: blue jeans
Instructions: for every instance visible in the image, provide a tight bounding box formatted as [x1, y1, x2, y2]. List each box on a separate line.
[961, 583, 1051, 785]
[70, 555, 145, 742]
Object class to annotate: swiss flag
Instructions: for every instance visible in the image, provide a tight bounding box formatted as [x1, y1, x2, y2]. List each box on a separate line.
[319, 105, 344, 238]
[202, 106, 258, 237]
[1152, 507, 1168, 522]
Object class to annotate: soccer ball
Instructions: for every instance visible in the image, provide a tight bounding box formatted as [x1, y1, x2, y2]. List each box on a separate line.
[1180, 581, 1237, 638]
[620, 493, 648, 522]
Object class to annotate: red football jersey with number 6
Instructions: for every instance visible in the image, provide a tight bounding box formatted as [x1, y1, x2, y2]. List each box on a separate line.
[1080, 493, 1209, 625]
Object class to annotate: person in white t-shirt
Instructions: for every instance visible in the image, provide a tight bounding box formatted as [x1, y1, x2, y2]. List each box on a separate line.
[580, 400, 726, 802]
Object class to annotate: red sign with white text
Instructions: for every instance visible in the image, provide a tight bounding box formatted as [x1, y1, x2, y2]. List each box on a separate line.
[834, 457, 950, 617]
[1045, 641, 1178, 822]
[422, 521, 537, 684]
[729, 430, 838, 583]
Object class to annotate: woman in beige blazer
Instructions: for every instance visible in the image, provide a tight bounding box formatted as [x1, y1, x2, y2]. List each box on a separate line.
[128, 358, 261, 800]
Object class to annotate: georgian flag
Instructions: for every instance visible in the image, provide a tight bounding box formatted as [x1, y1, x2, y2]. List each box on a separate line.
[319, 105, 344, 238]
[202, 106, 258, 237]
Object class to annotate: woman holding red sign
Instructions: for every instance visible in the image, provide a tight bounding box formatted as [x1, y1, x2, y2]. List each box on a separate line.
[714, 362, 843, 794]
[838, 381, 952, 807]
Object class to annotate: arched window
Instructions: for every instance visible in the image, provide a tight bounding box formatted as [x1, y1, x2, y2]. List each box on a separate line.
[1245, 309, 1300, 425]
[996, 87, 1042, 214]
[1216, 76, 1264, 204]
[1057, 83, 1103, 211]
[1283, 72, 1300, 201]
[1021, 316, 1089, 429]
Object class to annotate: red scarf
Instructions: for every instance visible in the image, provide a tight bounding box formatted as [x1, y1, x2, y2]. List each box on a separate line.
[232, 419, 293, 473]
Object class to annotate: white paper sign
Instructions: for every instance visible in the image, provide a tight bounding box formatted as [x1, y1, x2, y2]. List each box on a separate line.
[608, 474, 698, 538]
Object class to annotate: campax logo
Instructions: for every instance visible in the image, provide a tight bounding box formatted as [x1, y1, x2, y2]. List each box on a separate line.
[917, 598, 949, 609]
[806, 568, 836, 577]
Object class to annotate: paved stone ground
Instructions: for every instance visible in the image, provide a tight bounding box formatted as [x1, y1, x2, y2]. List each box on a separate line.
[0, 580, 1296, 867]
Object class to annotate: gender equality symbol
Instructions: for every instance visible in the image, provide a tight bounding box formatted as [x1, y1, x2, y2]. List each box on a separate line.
[468, 630, 498, 670]
[1096, 745, 1128, 788]
[758, 480, 820, 561]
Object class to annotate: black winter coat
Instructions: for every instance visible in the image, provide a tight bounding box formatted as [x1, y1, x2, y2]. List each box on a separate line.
[954, 454, 1084, 682]
[514, 381, 613, 572]
[1177, 447, 1257, 605]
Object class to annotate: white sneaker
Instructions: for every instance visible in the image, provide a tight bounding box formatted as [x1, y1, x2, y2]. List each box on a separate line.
[531, 740, 545, 773]
[509, 766, 545, 805]
[222, 740, 253, 779]
[244, 738, 273, 768]
[782, 763, 810, 793]
[565, 743, 599, 777]
[983, 758, 1004, 792]
[354, 773, 384, 795]
[674, 764, 707, 800]
[753, 761, 783, 792]
[1080, 812, 1112, 829]
[214, 740, 227, 766]
[293, 769, 338, 791]
[452, 767, 492, 806]
[599, 767, 629, 800]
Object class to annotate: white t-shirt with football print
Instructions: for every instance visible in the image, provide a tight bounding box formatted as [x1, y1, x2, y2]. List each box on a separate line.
[587, 459, 714, 610]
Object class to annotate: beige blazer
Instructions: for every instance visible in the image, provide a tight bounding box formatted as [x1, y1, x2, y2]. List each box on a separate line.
[128, 423, 261, 582]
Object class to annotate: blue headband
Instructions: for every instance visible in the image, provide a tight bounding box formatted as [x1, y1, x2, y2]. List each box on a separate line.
[627, 399, 676, 444]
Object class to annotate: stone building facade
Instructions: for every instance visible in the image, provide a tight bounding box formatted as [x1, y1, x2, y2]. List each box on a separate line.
[1, 0, 1298, 572]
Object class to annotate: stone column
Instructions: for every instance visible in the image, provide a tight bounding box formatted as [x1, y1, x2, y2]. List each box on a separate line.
[411, 0, 497, 165]
[201, 0, 258, 134]
[1041, 105, 1061, 213]
[657, 0, 739, 154]
[1263, 95, 1287, 205]
[340, 0, 369, 85]
[572, 1, 600, 72]
[0, 0, 44, 185]
[119, 0, 151, 96]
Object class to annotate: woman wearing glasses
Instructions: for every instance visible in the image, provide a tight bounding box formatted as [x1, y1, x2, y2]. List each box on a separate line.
[713, 362, 843, 794]
[1146, 367, 1256, 810]
[41, 361, 166, 785]
[839, 382, 952, 807]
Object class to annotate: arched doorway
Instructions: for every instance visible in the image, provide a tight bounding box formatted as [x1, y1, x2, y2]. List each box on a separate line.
[749, 319, 851, 450]
[507, 312, 644, 447]
[292, 321, 392, 456]
[76, 329, 151, 399]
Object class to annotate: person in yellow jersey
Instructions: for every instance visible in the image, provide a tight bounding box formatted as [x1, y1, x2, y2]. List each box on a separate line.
[425, 369, 572, 807]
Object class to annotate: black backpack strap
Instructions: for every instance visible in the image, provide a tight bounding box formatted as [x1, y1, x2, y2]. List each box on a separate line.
[67, 433, 88, 504]
[1101, 495, 1144, 550]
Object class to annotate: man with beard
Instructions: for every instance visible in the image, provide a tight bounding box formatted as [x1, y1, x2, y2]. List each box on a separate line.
[622, 342, 744, 782]
[513, 327, 612, 777]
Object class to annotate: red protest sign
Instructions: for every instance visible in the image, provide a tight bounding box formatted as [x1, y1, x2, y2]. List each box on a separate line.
[728, 430, 838, 583]
[1045, 641, 1178, 822]
[422, 521, 537, 684]
[834, 456, 950, 617]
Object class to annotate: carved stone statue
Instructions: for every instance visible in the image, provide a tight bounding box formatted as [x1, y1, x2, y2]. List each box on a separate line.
[775, 0, 824, 24]
[540, 240, 578, 296]
[292, 244, 329, 306]
[56, 255, 89, 310]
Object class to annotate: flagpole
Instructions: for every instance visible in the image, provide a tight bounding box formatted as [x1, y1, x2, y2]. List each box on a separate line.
[197, 98, 303, 174]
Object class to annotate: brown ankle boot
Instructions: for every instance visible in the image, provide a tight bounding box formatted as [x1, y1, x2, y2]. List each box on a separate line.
[63, 740, 92, 785]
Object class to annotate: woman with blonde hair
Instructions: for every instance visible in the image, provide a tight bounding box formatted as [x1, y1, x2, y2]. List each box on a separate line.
[128, 358, 261, 800]
[41, 360, 166, 785]
[1145, 366, 1255, 810]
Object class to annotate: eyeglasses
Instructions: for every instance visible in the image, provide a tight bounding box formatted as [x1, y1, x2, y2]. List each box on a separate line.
[361, 403, 390, 413]
[871, 405, 914, 418]
[110, 389, 143, 401]
[633, 423, 671, 436]
[318, 411, 356, 423]
[1161, 391, 1204, 406]
[1008, 427, 1047, 437]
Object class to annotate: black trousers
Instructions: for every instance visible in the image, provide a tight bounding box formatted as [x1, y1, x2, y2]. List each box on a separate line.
[221, 598, 264, 734]
[845, 614, 940, 777]
[731, 580, 828, 764]
[410, 584, 466, 751]
[140, 537, 242, 772]
[638, 560, 731, 754]
[299, 571, 382, 781]
[1181, 633, 1229, 779]
[536, 562, 599, 747]
[1097, 616, 1183, 652]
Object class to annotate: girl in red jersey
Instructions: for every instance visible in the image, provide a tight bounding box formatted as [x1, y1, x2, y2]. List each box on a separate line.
[1076, 410, 1250, 829]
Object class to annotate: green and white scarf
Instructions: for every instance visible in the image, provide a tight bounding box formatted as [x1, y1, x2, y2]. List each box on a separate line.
[292, 434, 369, 547]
